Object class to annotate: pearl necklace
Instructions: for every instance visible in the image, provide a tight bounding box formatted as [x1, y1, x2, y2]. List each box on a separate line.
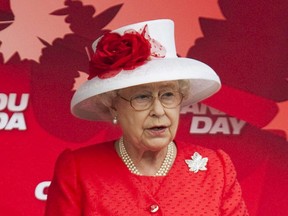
[118, 137, 175, 176]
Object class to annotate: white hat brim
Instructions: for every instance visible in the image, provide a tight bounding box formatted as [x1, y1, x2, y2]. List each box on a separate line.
[71, 57, 221, 121]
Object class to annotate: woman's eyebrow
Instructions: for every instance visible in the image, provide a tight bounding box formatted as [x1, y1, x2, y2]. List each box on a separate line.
[159, 84, 178, 90]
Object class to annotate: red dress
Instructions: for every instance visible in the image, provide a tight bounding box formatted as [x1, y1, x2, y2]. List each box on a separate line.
[45, 141, 248, 215]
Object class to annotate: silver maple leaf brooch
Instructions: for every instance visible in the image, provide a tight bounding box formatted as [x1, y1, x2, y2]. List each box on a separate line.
[185, 152, 208, 173]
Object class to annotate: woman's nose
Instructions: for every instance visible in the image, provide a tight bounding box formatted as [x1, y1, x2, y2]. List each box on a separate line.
[149, 97, 165, 116]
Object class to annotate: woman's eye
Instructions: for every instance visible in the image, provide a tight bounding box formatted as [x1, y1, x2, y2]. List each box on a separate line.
[161, 91, 175, 98]
[133, 94, 151, 101]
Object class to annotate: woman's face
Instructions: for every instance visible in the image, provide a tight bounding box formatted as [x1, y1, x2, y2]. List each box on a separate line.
[113, 81, 181, 152]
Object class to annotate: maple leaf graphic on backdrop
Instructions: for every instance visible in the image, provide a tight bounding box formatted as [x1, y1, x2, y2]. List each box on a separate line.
[73, 71, 89, 91]
[0, 0, 71, 62]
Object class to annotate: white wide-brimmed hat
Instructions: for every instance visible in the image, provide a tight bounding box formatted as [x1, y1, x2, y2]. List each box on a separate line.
[71, 19, 221, 121]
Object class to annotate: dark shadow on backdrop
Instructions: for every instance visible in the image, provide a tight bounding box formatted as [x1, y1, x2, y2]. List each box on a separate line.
[30, 1, 122, 142]
[188, 0, 288, 102]
[186, 1, 288, 215]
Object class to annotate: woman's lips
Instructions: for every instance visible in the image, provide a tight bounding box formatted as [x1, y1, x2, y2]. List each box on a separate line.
[147, 126, 168, 136]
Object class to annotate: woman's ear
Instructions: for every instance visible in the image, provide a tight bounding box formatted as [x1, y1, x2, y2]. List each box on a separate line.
[109, 106, 117, 117]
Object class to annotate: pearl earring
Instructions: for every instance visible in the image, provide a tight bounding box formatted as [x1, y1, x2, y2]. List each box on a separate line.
[112, 116, 118, 125]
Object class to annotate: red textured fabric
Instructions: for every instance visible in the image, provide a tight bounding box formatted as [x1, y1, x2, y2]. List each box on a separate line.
[45, 141, 248, 215]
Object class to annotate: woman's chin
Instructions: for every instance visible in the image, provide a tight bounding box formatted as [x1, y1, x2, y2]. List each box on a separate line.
[142, 137, 173, 151]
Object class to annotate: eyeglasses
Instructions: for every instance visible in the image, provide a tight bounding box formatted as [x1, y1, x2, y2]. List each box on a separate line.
[117, 90, 184, 111]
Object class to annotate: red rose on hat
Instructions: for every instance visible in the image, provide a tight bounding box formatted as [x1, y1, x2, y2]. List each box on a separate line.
[89, 31, 151, 79]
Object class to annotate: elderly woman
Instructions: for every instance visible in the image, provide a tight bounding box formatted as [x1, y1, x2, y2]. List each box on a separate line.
[45, 19, 248, 215]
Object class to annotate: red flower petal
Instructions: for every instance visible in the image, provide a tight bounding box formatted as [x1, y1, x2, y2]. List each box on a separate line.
[88, 25, 163, 80]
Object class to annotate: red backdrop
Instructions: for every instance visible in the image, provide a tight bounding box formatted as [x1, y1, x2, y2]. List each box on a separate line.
[0, 1, 287, 215]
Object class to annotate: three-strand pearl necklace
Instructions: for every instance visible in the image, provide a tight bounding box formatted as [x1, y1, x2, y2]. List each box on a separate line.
[118, 137, 175, 176]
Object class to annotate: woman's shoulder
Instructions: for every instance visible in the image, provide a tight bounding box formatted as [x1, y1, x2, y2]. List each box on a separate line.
[74, 140, 115, 154]
[52, 140, 121, 179]
[175, 140, 221, 156]
[56, 140, 117, 164]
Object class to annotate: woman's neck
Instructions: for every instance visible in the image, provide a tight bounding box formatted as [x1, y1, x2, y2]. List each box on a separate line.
[115, 137, 177, 176]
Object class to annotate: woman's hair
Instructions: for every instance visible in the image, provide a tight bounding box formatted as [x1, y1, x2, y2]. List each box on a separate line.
[96, 90, 117, 109]
[98, 79, 191, 108]
[178, 79, 190, 100]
